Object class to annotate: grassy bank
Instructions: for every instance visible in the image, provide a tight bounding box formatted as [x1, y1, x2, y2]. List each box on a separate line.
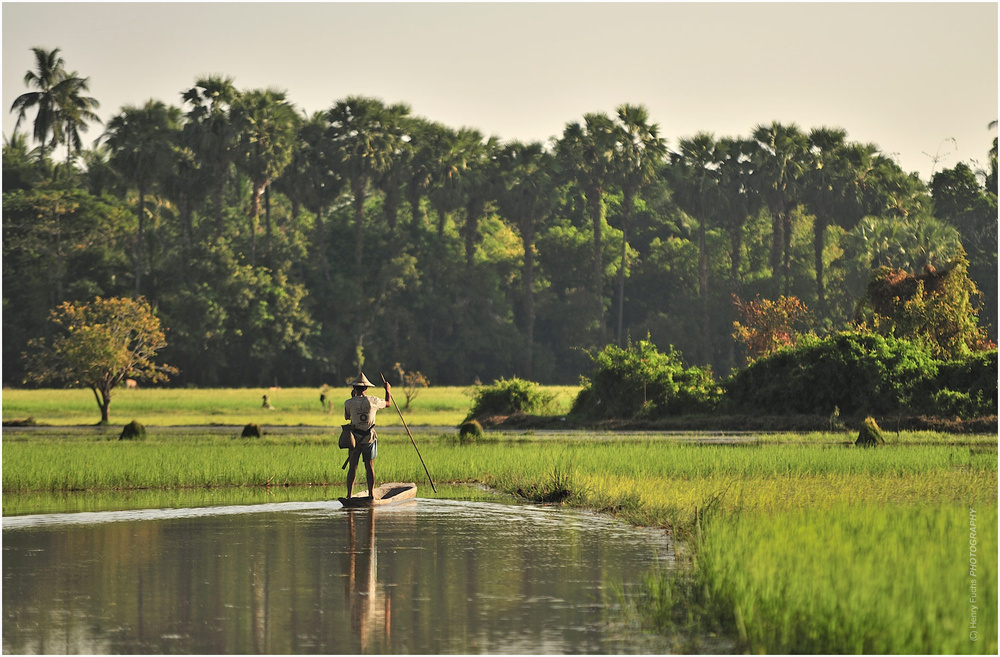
[3, 429, 995, 653]
[639, 502, 997, 654]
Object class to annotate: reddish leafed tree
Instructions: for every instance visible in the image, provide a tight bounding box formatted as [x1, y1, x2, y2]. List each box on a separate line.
[732, 295, 812, 363]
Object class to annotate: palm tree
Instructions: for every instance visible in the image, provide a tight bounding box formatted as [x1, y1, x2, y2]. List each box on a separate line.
[805, 134, 895, 316]
[11, 47, 100, 169]
[233, 87, 298, 266]
[842, 214, 961, 297]
[715, 137, 760, 365]
[326, 96, 411, 273]
[374, 116, 416, 239]
[182, 75, 239, 236]
[804, 127, 850, 312]
[403, 118, 448, 233]
[426, 125, 467, 238]
[161, 141, 204, 253]
[497, 141, 556, 377]
[53, 72, 101, 165]
[751, 121, 809, 295]
[11, 47, 66, 167]
[2, 131, 41, 190]
[555, 112, 616, 337]
[101, 100, 182, 295]
[454, 129, 500, 273]
[987, 120, 997, 193]
[611, 103, 667, 345]
[276, 110, 343, 282]
[868, 158, 930, 219]
[668, 132, 723, 362]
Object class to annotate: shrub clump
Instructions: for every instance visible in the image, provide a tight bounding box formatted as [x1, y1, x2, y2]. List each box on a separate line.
[119, 420, 146, 441]
[924, 350, 997, 417]
[240, 423, 262, 438]
[723, 330, 996, 419]
[466, 378, 555, 420]
[722, 331, 937, 417]
[458, 419, 485, 443]
[856, 251, 989, 360]
[571, 338, 720, 420]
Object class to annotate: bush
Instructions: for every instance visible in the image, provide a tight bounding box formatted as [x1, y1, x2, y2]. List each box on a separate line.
[466, 378, 555, 420]
[857, 251, 989, 360]
[119, 420, 146, 441]
[458, 420, 485, 443]
[732, 294, 812, 362]
[240, 423, 262, 438]
[926, 350, 998, 416]
[929, 390, 978, 418]
[571, 338, 721, 420]
[722, 331, 938, 417]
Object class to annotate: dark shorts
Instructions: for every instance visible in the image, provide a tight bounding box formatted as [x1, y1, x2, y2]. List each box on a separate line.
[352, 440, 377, 463]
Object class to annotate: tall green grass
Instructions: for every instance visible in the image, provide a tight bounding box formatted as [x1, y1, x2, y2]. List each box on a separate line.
[684, 503, 998, 654]
[5, 433, 994, 512]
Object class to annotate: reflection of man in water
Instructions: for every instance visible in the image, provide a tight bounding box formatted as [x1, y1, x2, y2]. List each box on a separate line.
[343, 372, 392, 499]
[346, 510, 391, 652]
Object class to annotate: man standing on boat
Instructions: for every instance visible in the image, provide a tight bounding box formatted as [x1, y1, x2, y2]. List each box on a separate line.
[344, 372, 392, 499]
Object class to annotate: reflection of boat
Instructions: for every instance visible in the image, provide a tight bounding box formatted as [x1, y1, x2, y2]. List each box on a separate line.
[339, 482, 417, 508]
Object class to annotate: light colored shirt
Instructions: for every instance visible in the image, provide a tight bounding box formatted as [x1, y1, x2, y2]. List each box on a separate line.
[344, 394, 388, 439]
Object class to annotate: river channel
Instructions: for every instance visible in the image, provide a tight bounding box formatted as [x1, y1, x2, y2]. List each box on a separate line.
[3, 497, 673, 654]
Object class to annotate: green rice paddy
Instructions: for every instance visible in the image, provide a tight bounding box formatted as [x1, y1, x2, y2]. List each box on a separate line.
[2, 387, 996, 653]
[0, 386, 581, 427]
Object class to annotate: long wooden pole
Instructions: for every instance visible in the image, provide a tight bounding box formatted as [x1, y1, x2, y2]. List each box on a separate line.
[381, 372, 436, 493]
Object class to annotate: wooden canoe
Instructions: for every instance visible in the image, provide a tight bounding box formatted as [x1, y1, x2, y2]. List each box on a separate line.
[339, 482, 417, 508]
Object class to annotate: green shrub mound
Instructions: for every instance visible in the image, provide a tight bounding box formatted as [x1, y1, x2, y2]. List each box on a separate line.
[466, 378, 555, 420]
[571, 338, 720, 421]
[458, 420, 485, 443]
[722, 331, 997, 419]
[119, 420, 146, 440]
[723, 332, 931, 417]
[925, 350, 997, 417]
[240, 423, 262, 438]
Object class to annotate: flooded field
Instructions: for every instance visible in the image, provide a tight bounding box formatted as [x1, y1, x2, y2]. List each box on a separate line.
[3, 498, 673, 654]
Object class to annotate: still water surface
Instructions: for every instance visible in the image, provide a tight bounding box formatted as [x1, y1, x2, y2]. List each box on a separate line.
[4, 498, 672, 654]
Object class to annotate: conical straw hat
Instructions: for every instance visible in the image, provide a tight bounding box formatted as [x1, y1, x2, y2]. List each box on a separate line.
[348, 372, 376, 388]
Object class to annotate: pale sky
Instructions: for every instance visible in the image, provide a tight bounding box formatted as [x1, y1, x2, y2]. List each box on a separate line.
[3, 2, 997, 182]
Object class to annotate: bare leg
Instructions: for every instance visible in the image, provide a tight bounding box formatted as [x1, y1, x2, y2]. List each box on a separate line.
[364, 459, 375, 499]
[346, 451, 360, 498]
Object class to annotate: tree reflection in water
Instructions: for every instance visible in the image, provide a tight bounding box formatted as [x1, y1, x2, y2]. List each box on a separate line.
[2, 499, 671, 654]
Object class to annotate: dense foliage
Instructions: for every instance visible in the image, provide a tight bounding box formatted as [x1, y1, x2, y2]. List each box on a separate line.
[4, 48, 997, 387]
[563, 332, 996, 421]
[925, 350, 998, 418]
[571, 339, 720, 420]
[466, 378, 555, 420]
[722, 332, 997, 418]
[857, 250, 990, 359]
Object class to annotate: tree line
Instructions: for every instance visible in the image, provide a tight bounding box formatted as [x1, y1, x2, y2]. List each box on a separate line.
[4, 47, 997, 387]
